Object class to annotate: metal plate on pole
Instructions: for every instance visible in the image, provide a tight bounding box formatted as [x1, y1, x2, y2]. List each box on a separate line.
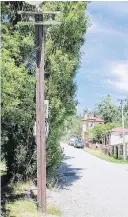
[44, 100, 49, 119]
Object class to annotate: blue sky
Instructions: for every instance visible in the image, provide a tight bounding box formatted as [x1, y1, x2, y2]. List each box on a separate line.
[76, 1, 128, 115]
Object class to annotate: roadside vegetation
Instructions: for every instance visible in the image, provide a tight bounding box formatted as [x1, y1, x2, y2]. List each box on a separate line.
[1, 0, 89, 181]
[62, 115, 82, 142]
[1, 178, 62, 217]
[85, 148, 128, 164]
[0, 161, 6, 176]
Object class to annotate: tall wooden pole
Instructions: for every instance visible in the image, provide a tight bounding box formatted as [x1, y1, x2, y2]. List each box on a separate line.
[17, 8, 61, 213]
[36, 13, 46, 212]
[120, 100, 126, 160]
[118, 98, 128, 160]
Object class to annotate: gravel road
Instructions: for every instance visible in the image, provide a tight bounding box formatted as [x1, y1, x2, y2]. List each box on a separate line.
[47, 144, 128, 217]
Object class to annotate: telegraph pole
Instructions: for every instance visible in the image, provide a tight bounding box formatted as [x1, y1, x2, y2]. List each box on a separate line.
[118, 99, 128, 160]
[35, 13, 46, 211]
[17, 3, 61, 213]
[120, 100, 125, 160]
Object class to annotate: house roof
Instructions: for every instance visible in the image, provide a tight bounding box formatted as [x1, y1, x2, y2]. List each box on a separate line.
[83, 116, 104, 122]
[111, 128, 128, 133]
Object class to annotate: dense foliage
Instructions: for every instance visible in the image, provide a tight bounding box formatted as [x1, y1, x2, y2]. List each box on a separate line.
[1, 1, 89, 181]
[90, 123, 119, 141]
[94, 95, 120, 123]
[63, 115, 82, 141]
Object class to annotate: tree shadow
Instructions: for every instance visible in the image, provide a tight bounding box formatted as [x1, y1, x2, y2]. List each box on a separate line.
[1, 175, 14, 217]
[56, 155, 86, 190]
[1, 175, 30, 217]
[64, 156, 75, 160]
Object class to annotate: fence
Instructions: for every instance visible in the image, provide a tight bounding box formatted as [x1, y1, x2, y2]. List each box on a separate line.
[109, 142, 128, 159]
[101, 145, 109, 155]
[84, 140, 128, 160]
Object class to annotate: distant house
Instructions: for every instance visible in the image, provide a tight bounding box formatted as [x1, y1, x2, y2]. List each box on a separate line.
[103, 128, 128, 159]
[82, 115, 104, 140]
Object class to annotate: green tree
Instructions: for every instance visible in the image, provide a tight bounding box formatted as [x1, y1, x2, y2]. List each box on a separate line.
[1, 1, 89, 181]
[44, 1, 89, 175]
[95, 95, 120, 123]
[91, 122, 120, 141]
[65, 115, 82, 139]
[1, 24, 36, 179]
[124, 100, 128, 121]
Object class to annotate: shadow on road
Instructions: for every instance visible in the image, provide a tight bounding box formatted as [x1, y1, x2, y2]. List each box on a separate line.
[56, 155, 86, 190]
[64, 156, 75, 160]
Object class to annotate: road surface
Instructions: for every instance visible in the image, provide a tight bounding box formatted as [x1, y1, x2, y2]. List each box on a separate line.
[47, 144, 128, 217]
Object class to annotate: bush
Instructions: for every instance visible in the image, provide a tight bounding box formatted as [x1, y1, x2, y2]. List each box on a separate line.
[1, 1, 89, 182]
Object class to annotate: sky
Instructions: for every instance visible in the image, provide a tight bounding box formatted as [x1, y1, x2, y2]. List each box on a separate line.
[76, 1, 128, 115]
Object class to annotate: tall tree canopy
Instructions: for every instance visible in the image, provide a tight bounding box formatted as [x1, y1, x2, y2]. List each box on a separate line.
[1, 1, 89, 180]
[124, 97, 128, 121]
[94, 95, 120, 123]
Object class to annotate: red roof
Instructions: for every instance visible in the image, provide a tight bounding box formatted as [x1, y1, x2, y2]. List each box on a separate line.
[111, 128, 128, 133]
[83, 116, 104, 122]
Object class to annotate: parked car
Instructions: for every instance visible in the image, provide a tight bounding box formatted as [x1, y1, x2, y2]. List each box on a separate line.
[74, 139, 84, 148]
[68, 136, 77, 146]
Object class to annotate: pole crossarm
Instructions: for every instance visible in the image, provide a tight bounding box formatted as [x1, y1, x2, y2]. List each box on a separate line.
[17, 21, 61, 26]
[17, 10, 61, 15]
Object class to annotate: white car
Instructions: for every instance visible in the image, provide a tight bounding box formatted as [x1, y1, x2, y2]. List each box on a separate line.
[68, 137, 77, 146]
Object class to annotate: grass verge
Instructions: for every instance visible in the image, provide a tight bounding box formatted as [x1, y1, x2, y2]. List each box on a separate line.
[47, 202, 62, 216]
[6, 199, 62, 217]
[84, 148, 128, 164]
[0, 161, 6, 176]
[2, 180, 62, 217]
[6, 198, 42, 217]
[1, 162, 62, 216]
